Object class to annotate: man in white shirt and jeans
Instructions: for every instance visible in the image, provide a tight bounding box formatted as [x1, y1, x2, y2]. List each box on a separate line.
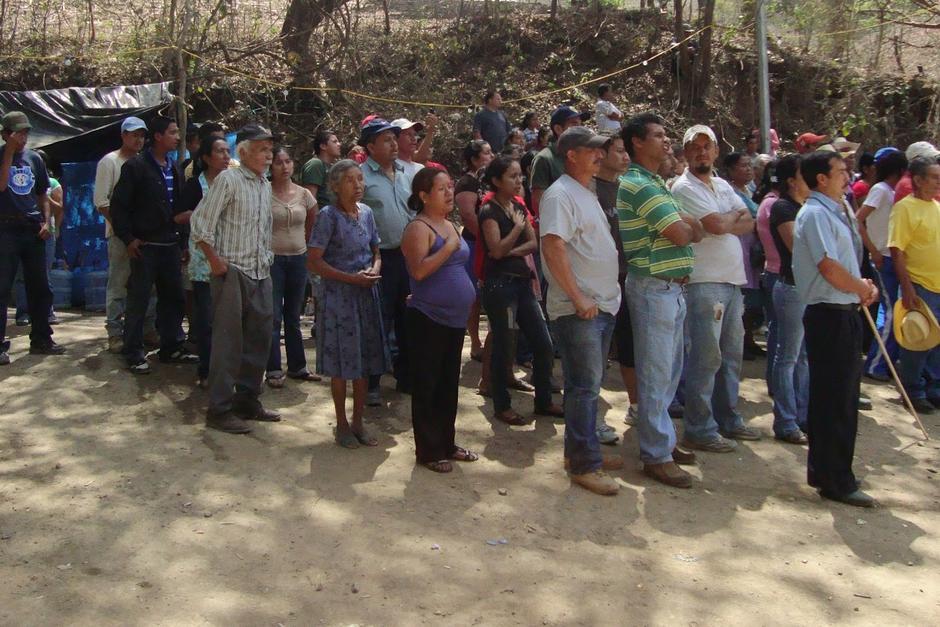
[594, 84, 623, 134]
[541, 126, 624, 496]
[671, 124, 760, 453]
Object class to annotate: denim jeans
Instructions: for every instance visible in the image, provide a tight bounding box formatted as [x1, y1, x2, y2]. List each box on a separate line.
[683, 282, 746, 443]
[771, 281, 808, 436]
[0, 228, 54, 351]
[267, 253, 309, 377]
[191, 280, 212, 380]
[106, 236, 155, 339]
[123, 244, 185, 365]
[481, 274, 554, 412]
[864, 256, 900, 377]
[761, 271, 780, 393]
[898, 283, 940, 401]
[14, 232, 55, 320]
[553, 312, 615, 475]
[626, 274, 684, 464]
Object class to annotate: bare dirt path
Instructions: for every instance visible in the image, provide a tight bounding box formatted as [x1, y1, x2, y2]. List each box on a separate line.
[1, 310, 938, 626]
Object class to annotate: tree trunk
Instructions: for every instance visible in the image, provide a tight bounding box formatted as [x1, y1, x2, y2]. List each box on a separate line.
[694, 0, 716, 103]
[86, 0, 95, 43]
[382, 0, 390, 34]
[280, 0, 354, 59]
[551, 0, 558, 20]
[674, 0, 693, 108]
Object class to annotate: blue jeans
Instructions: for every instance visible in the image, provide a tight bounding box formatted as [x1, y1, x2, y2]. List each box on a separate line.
[864, 256, 900, 377]
[762, 271, 780, 392]
[14, 232, 55, 320]
[771, 281, 808, 436]
[683, 282, 746, 443]
[626, 274, 684, 464]
[0, 228, 54, 351]
[898, 283, 940, 401]
[267, 253, 309, 377]
[553, 312, 615, 475]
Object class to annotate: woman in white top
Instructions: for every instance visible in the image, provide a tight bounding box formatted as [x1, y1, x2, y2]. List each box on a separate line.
[266, 146, 320, 387]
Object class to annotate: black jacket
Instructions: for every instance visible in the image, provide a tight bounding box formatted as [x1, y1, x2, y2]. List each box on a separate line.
[110, 150, 182, 246]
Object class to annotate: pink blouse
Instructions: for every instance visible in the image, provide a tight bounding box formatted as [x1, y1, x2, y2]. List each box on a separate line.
[756, 191, 781, 274]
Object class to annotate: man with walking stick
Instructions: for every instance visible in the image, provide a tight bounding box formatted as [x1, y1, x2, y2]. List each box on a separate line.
[792, 151, 880, 508]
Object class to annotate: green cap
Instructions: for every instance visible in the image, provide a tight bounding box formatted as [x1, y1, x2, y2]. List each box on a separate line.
[1, 111, 31, 132]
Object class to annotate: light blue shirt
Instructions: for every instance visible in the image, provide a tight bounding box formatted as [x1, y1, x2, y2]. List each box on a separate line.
[793, 191, 863, 306]
[360, 157, 415, 249]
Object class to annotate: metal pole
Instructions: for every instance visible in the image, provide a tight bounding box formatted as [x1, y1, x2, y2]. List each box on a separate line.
[756, 0, 771, 154]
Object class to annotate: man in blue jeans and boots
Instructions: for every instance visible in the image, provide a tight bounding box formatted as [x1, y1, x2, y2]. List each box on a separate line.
[540, 126, 624, 496]
[793, 151, 879, 508]
[671, 124, 761, 453]
[618, 113, 702, 488]
[110, 116, 197, 374]
[0, 111, 66, 365]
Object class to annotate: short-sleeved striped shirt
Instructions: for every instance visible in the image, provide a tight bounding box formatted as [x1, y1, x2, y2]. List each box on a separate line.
[616, 163, 694, 279]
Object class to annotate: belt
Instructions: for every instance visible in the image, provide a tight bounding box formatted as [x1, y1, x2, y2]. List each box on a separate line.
[652, 275, 689, 286]
[809, 302, 859, 311]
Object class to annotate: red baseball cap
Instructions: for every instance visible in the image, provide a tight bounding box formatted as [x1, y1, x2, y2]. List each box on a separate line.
[795, 132, 829, 154]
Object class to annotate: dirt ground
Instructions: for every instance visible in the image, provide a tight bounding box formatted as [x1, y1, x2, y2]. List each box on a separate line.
[1, 310, 938, 626]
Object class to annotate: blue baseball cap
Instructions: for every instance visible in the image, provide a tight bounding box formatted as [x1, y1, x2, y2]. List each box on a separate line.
[873, 146, 900, 163]
[550, 106, 590, 130]
[358, 118, 401, 146]
[121, 116, 147, 133]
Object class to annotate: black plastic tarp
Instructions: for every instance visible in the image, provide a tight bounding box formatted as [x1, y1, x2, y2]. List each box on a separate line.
[0, 82, 174, 165]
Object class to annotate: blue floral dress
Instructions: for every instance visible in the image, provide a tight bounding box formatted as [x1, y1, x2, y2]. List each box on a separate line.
[308, 203, 390, 379]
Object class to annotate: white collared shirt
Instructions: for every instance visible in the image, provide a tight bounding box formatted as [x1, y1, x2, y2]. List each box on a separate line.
[671, 168, 748, 285]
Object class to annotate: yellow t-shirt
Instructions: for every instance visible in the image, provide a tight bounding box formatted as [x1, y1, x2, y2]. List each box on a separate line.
[888, 195, 940, 292]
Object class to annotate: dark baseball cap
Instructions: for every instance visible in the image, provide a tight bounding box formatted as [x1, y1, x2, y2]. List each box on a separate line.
[235, 123, 275, 144]
[358, 118, 401, 146]
[1, 111, 31, 132]
[550, 106, 590, 129]
[556, 126, 609, 156]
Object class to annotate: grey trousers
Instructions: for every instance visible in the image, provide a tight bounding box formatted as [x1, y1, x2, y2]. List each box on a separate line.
[207, 266, 273, 416]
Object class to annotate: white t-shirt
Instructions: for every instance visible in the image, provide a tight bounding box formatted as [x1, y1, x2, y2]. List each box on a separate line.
[93, 150, 130, 238]
[539, 174, 621, 319]
[396, 158, 423, 180]
[861, 181, 895, 257]
[671, 169, 748, 285]
[595, 99, 622, 133]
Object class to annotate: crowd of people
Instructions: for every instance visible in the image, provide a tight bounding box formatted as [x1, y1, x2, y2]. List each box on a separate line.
[2, 82, 939, 507]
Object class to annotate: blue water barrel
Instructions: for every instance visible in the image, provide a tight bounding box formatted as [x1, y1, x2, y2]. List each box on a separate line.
[50, 268, 73, 308]
[84, 270, 108, 312]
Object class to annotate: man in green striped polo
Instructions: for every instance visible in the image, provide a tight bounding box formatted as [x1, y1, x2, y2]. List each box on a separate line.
[618, 112, 704, 489]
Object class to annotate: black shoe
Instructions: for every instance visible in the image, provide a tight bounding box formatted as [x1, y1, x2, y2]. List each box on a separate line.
[865, 370, 891, 382]
[928, 397, 940, 409]
[15, 316, 30, 327]
[858, 394, 873, 411]
[0, 351, 9, 366]
[206, 412, 253, 434]
[910, 397, 935, 414]
[233, 402, 282, 422]
[159, 348, 199, 364]
[820, 489, 877, 508]
[29, 341, 66, 355]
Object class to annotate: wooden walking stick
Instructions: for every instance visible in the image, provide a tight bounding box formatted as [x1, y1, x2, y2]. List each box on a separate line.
[861, 306, 931, 440]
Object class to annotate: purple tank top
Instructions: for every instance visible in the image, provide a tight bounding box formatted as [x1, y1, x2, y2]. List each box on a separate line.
[408, 226, 476, 329]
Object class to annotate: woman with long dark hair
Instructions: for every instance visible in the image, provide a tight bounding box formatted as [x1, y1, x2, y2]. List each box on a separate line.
[401, 167, 479, 473]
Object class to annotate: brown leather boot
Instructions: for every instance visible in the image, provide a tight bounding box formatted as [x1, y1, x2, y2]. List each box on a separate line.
[643, 461, 693, 488]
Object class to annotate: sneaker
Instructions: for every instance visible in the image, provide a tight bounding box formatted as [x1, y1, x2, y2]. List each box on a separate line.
[643, 461, 693, 488]
[29, 341, 66, 355]
[107, 336, 124, 354]
[367, 389, 382, 407]
[159, 348, 199, 364]
[129, 359, 151, 375]
[820, 488, 877, 508]
[858, 394, 873, 411]
[624, 406, 638, 426]
[564, 454, 624, 472]
[775, 430, 808, 445]
[48, 313, 60, 325]
[206, 412, 252, 434]
[596, 424, 620, 445]
[0, 351, 9, 365]
[15, 316, 29, 327]
[721, 425, 762, 441]
[570, 470, 619, 496]
[865, 370, 890, 382]
[681, 435, 737, 453]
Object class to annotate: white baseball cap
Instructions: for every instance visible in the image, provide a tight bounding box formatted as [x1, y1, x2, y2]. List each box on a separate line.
[906, 141, 940, 161]
[391, 118, 424, 132]
[682, 124, 717, 146]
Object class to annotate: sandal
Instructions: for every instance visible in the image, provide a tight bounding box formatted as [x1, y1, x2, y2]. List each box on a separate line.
[266, 375, 286, 389]
[335, 431, 360, 449]
[423, 459, 453, 473]
[351, 427, 378, 447]
[496, 410, 528, 426]
[450, 446, 479, 462]
[288, 370, 322, 382]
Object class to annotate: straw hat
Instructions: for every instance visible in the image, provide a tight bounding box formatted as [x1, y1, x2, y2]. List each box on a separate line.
[893, 297, 940, 352]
